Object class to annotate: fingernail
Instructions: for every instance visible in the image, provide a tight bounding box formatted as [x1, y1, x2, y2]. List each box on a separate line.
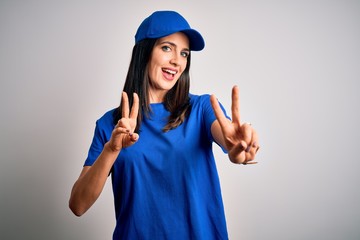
[252, 142, 257, 148]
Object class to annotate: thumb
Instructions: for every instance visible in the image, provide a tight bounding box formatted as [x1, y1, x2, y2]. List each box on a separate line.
[129, 132, 139, 143]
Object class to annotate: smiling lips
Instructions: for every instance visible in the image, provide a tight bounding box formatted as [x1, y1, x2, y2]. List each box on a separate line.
[162, 68, 178, 80]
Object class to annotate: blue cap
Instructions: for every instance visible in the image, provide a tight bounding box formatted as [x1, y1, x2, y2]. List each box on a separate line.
[135, 11, 205, 51]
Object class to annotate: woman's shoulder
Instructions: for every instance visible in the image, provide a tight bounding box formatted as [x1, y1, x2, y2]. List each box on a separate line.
[189, 93, 211, 104]
[95, 108, 116, 127]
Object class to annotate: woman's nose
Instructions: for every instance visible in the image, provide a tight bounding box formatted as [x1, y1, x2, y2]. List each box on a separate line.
[169, 53, 179, 66]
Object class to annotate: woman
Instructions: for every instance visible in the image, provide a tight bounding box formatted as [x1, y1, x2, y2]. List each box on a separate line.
[69, 10, 259, 239]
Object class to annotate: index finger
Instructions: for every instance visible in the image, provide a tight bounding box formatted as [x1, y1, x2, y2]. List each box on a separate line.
[210, 94, 229, 129]
[121, 92, 129, 117]
[231, 85, 241, 125]
[129, 92, 139, 119]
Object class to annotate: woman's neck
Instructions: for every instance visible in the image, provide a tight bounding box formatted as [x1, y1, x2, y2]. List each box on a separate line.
[149, 90, 166, 103]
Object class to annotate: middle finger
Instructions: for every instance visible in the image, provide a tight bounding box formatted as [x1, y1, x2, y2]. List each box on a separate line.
[241, 123, 253, 146]
[122, 92, 130, 117]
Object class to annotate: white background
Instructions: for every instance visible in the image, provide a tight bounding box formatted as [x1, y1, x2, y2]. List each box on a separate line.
[1, 0, 359, 239]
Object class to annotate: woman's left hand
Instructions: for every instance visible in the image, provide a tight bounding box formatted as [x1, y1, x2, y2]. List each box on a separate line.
[210, 86, 260, 165]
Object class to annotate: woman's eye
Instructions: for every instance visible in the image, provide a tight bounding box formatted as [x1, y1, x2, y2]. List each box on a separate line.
[161, 46, 171, 52]
[181, 51, 189, 58]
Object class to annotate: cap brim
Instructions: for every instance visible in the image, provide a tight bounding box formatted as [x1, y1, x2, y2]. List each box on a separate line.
[182, 29, 205, 51]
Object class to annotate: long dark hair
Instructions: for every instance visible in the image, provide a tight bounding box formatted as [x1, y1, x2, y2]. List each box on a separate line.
[113, 38, 192, 132]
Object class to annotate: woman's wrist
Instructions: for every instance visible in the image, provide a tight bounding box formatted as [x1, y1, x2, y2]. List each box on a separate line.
[104, 141, 122, 154]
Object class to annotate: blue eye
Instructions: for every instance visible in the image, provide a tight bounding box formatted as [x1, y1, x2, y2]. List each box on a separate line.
[181, 51, 189, 58]
[161, 46, 171, 52]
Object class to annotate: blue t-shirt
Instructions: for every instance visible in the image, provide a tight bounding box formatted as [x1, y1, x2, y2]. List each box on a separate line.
[84, 94, 229, 240]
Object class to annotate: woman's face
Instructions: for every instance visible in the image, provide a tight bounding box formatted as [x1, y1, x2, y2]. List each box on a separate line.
[147, 32, 190, 103]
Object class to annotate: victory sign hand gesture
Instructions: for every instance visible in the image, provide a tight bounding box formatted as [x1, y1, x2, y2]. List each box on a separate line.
[210, 86, 260, 165]
[108, 92, 139, 152]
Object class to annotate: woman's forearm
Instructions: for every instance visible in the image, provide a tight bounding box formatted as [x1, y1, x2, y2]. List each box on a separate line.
[69, 142, 120, 216]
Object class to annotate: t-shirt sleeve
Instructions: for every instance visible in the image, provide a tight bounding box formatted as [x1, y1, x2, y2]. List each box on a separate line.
[201, 94, 230, 153]
[84, 120, 107, 166]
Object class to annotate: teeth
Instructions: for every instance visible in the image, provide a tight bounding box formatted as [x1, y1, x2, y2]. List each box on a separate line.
[163, 69, 177, 75]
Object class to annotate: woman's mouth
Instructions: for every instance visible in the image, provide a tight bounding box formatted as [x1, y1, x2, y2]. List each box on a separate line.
[162, 68, 178, 80]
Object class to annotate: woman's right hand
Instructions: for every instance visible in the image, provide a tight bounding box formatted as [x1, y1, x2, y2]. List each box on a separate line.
[108, 92, 139, 152]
